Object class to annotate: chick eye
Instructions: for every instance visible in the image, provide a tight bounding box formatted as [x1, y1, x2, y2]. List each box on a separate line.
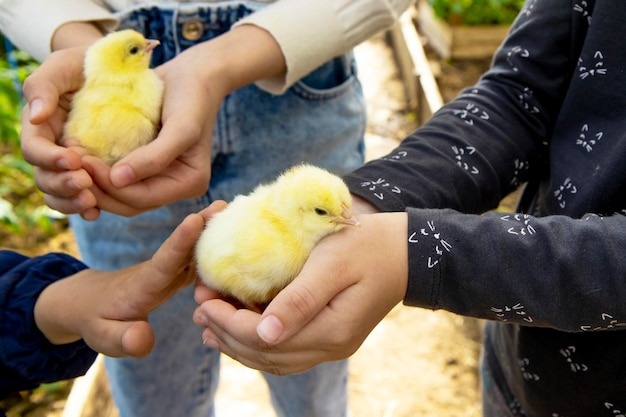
[129, 46, 140, 55]
[314, 208, 328, 216]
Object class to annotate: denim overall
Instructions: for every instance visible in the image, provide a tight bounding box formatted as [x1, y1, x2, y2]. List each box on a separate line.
[69, 2, 366, 416]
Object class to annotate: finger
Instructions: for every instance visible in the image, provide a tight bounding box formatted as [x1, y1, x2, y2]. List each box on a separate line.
[22, 47, 86, 124]
[194, 280, 222, 305]
[88, 156, 209, 212]
[148, 213, 206, 290]
[43, 188, 98, 215]
[198, 200, 227, 221]
[20, 105, 82, 171]
[34, 166, 93, 199]
[109, 105, 210, 188]
[79, 207, 101, 221]
[194, 301, 325, 375]
[109, 124, 197, 187]
[82, 157, 159, 216]
[194, 200, 229, 304]
[121, 322, 156, 357]
[87, 186, 152, 217]
[162, 213, 206, 263]
[87, 320, 155, 358]
[256, 249, 349, 345]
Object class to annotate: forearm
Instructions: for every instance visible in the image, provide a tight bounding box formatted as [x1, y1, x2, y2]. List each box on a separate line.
[171, 24, 286, 100]
[0, 251, 95, 393]
[404, 209, 626, 332]
[352, 195, 380, 215]
[0, 0, 116, 61]
[33, 270, 93, 345]
[51, 21, 106, 51]
[344, 1, 576, 214]
[235, 0, 413, 94]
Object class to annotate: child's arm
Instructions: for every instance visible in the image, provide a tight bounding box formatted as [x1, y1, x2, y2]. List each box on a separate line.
[0, 202, 223, 395]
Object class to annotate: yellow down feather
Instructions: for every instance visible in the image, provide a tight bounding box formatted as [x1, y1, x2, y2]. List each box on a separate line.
[195, 164, 360, 309]
[64, 29, 164, 165]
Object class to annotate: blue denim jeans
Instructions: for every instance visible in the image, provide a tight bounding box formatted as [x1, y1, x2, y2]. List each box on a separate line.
[480, 323, 526, 417]
[70, 2, 365, 417]
[481, 358, 516, 417]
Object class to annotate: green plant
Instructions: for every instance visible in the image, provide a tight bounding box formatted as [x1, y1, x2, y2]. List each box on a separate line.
[428, 0, 525, 26]
[0, 35, 65, 244]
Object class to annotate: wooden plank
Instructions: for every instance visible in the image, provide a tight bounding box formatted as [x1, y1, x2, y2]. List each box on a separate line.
[416, 0, 509, 60]
[400, 7, 444, 121]
[386, 22, 418, 110]
[386, 6, 444, 124]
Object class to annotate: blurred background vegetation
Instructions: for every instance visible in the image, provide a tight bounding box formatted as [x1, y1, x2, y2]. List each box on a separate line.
[428, 0, 525, 26]
[0, 33, 66, 251]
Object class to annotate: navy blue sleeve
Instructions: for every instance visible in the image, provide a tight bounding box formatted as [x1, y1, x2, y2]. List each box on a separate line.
[0, 251, 96, 399]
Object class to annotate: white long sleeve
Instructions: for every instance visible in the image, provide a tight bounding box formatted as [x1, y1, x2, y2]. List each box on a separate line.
[233, 0, 412, 93]
[0, 0, 118, 62]
[0, 0, 412, 93]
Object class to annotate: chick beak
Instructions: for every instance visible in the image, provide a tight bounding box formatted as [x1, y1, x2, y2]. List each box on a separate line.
[145, 39, 160, 54]
[332, 204, 361, 227]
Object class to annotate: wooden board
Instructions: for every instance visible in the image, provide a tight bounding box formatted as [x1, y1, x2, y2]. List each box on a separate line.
[417, 0, 510, 60]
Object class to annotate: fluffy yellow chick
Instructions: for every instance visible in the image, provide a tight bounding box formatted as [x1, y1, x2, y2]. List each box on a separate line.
[64, 29, 164, 165]
[195, 164, 360, 310]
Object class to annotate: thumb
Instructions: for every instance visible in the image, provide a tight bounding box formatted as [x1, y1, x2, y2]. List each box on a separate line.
[108, 109, 206, 188]
[23, 83, 60, 124]
[23, 47, 86, 123]
[120, 321, 156, 357]
[144, 212, 206, 295]
[256, 253, 347, 345]
[133, 203, 223, 303]
[86, 320, 155, 358]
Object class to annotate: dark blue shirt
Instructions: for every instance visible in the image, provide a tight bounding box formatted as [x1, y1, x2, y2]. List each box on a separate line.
[345, 0, 626, 414]
[0, 251, 95, 416]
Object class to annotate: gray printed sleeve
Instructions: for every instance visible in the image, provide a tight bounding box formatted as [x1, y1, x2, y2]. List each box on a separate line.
[403, 208, 626, 333]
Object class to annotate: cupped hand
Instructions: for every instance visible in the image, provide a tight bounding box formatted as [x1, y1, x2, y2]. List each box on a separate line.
[77, 24, 286, 217]
[20, 47, 102, 219]
[193, 211, 409, 375]
[21, 43, 221, 219]
[81, 48, 223, 217]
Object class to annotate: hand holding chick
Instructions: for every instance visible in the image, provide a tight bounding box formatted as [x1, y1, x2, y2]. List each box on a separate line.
[64, 29, 164, 165]
[195, 164, 360, 311]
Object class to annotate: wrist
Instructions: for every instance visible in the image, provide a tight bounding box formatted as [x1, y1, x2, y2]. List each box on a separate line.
[180, 24, 286, 97]
[352, 195, 380, 215]
[51, 21, 105, 51]
[34, 273, 84, 345]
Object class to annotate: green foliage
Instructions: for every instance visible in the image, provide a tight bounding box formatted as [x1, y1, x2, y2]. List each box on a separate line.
[0, 34, 65, 244]
[428, 0, 525, 26]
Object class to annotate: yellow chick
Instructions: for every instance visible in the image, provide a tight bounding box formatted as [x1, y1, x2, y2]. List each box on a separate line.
[195, 164, 360, 310]
[64, 29, 164, 165]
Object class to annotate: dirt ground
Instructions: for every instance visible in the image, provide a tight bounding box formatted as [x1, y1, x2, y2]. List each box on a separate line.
[2, 30, 499, 417]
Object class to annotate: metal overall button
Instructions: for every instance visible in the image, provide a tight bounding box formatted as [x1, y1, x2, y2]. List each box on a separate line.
[181, 19, 204, 41]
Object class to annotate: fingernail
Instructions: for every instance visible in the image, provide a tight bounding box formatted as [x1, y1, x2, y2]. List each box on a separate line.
[257, 315, 284, 344]
[194, 311, 210, 327]
[29, 99, 43, 120]
[203, 337, 219, 349]
[56, 158, 71, 170]
[66, 177, 84, 191]
[110, 164, 135, 188]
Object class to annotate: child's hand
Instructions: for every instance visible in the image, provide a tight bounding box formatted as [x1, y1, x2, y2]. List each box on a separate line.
[21, 44, 217, 219]
[193, 212, 409, 375]
[33, 202, 224, 357]
[74, 50, 220, 217]
[20, 47, 101, 219]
